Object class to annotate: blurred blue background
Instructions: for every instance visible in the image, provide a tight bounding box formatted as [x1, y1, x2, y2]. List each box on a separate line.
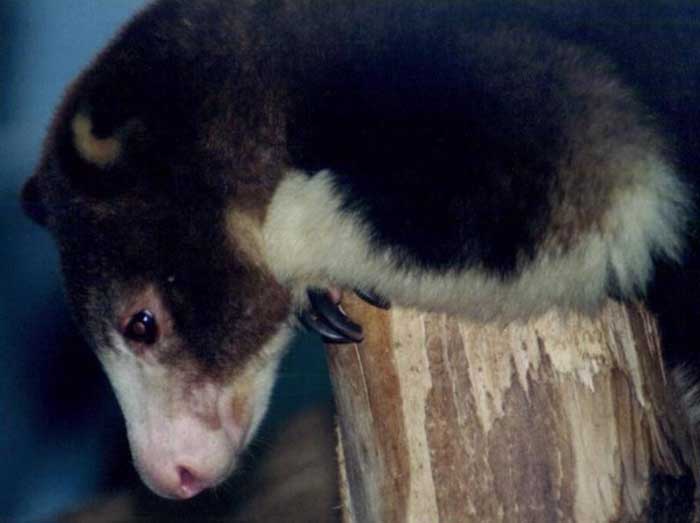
[0, 2, 331, 520]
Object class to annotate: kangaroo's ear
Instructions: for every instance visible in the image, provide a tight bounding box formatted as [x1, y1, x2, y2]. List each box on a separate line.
[21, 175, 48, 227]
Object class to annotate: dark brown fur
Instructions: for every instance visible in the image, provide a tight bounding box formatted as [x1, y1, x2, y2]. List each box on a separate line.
[24, 0, 691, 373]
[23, 0, 296, 377]
[22, 0, 700, 377]
[20, 0, 700, 514]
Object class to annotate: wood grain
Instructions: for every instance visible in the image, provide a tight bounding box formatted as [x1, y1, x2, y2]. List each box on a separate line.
[327, 297, 692, 522]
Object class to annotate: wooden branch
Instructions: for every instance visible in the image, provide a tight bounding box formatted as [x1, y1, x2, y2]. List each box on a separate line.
[326, 297, 695, 522]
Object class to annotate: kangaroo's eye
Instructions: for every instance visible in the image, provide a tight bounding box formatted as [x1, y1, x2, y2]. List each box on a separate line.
[124, 310, 158, 345]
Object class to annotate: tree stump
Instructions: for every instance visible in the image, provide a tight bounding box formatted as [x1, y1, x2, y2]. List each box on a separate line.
[326, 296, 697, 523]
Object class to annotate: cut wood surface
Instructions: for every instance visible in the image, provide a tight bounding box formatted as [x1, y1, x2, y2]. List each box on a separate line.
[326, 296, 695, 523]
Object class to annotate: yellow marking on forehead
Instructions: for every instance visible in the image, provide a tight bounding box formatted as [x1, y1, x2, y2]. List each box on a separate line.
[71, 113, 122, 168]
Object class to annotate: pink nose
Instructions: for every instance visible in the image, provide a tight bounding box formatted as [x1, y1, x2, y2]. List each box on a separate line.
[176, 465, 208, 499]
[140, 461, 211, 500]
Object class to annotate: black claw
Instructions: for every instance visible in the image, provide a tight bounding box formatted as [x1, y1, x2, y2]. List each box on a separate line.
[307, 289, 364, 342]
[354, 288, 391, 310]
[298, 288, 385, 344]
[298, 308, 357, 344]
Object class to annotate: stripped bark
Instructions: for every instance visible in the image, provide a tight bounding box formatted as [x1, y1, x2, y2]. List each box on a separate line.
[326, 296, 696, 523]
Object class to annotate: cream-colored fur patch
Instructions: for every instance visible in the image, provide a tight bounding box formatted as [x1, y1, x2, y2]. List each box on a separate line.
[97, 323, 292, 497]
[72, 113, 122, 167]
[226, 208, 265, 267]
[262, 167, 687, 322]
